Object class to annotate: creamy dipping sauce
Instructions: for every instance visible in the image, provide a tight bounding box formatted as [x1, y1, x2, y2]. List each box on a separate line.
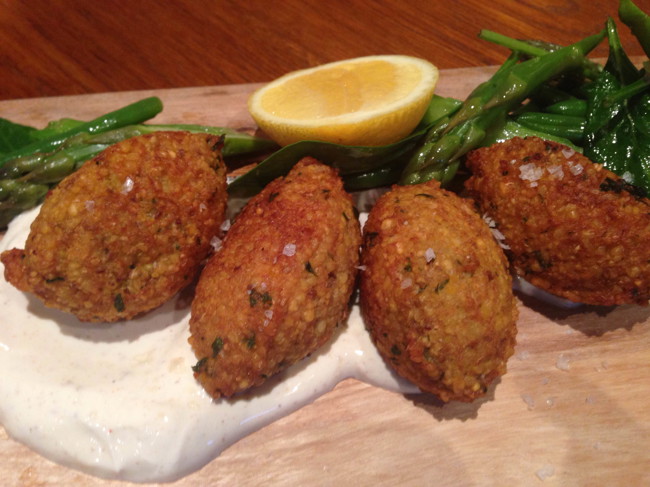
[0, 206, 418, 483]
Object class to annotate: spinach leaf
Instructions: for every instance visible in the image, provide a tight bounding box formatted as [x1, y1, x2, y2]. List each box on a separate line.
[583, 17, 650, 194]
[0, 118, 37, 156]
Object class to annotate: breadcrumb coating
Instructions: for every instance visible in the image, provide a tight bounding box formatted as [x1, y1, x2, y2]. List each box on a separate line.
[359, 180, 518, 402]
[465, 136, 650, 306]
[1, 131, 227, 322]
[189, 157, 361, 399]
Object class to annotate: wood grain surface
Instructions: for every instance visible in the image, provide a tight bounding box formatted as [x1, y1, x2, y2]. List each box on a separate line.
[2, 1, 650, 485]
[1, 0, 648, 101]
[1, 64, 650, 486]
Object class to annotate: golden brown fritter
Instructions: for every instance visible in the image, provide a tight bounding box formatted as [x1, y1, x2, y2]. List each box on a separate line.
[1, 131, 227, 322]
[359, 180, 518, 402]
[189, 157, 361, 399]
[465, 136, 650, 306]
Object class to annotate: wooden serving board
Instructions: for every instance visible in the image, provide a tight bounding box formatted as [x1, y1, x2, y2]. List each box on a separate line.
[2, 66, 650, 487]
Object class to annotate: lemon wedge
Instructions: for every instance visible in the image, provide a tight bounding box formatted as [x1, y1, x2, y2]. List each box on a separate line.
[248, 55, 439, 147]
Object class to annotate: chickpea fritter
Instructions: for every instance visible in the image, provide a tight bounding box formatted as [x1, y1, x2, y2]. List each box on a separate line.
[189, 157, 361, 399]
[359, 180, 518, 402]
[465, 136, 650, 306]
[1, 131, 227, 322]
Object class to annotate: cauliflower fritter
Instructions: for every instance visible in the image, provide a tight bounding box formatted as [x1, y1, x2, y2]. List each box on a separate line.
[189, 157, 361, 399]
[465, 136, 650, 306]
[1, 131, 227, 322]
[359, 180, 518, 402]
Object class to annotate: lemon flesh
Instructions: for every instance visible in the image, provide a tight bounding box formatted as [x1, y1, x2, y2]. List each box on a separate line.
[248, 55, 439, 147]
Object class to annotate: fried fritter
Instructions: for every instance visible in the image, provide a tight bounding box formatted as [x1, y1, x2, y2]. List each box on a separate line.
[465, 136, 650, 306]
[359, 180, 518, 402]
[189, 157, 361, 399]
[1, 131, 227, 322]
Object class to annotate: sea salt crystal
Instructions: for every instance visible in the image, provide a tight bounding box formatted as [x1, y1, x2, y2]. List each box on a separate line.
[567, 161, 584, 176]
[483, 214, 510, 249]
[84, 200, 95, 211]
[282, 243, 297, 257]
[519, 163, 544, 185]
[622, 171, 634, 183]
[121, 177, 134, 194]
[355, 265, 367, 272]
[547, 165, 564, 179]
[561, 147, 575, 159]
[220, 219, 231, 233]
[401, 278, 412, 289]
[491, 228, 510, 249]
[424, 248, 436, 263]
[210, 236, 223, 252]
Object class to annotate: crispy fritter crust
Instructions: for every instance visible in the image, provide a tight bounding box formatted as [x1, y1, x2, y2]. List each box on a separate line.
[465, 136, 650, 306]
[1, 131, 227, 322]
[359, 180, 518, 402]
[189, 157, 361, 399]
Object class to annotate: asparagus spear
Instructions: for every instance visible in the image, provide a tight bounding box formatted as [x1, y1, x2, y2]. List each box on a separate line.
[0, 122, 277, 227]
[619, 0, 650, 58]
[0, 97, 164, 168]
[0, 180, 49, 228]
[399, 28, 606, 185]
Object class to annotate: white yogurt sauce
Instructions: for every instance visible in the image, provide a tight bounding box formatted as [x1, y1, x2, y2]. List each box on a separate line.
[0, 206, 418, 483]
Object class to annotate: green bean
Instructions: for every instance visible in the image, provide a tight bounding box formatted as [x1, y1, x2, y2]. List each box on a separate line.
[529, 85, 582, 107]
[513, 112, 586, 142]
[343, 161, 404, 191]
[479, 30, 603, 82]
[478, 30, 549, 57]
[544, 98, 588, 116]
[31, 118, 85, 141]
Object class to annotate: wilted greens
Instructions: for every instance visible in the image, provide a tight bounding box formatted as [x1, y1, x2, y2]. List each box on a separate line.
[2, 0, 649, 227]
[0, 98, 276, 227]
